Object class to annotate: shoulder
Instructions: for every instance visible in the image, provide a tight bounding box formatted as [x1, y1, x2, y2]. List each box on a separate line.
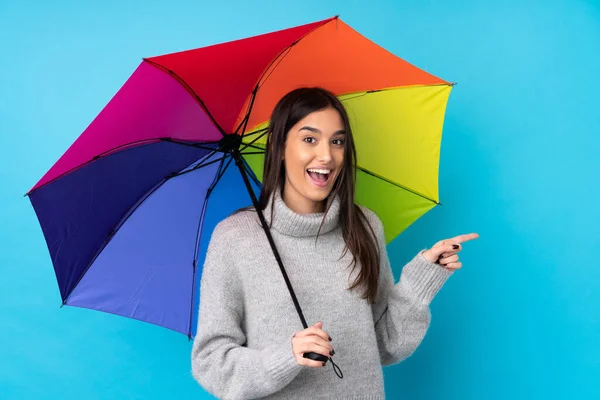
[356, 204, 387, 247]
[203, 208, 262, 271]
[357, 204, 384, 232]
[209, 207, 262, 244]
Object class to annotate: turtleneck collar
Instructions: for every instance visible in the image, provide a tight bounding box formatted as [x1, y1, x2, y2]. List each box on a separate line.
[262, 187, 341, 237]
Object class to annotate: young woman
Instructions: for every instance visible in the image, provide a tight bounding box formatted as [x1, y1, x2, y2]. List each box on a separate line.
[191, 87, 478, 399]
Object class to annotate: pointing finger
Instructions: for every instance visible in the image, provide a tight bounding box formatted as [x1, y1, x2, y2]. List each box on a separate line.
[450, 233, 479, 244]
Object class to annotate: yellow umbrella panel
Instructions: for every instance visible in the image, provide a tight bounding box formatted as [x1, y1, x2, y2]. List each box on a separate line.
[241, 84, 452, 244]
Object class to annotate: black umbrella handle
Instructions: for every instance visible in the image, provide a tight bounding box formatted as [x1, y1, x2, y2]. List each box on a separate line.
[232, 153, 343, 379]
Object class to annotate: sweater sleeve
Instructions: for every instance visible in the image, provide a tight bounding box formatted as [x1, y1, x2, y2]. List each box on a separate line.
[365, 209, 454, 366]
[191, 220, 303, 399]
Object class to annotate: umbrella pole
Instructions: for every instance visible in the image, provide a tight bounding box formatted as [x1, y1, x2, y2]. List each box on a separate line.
[231, 151, 310, 330]
[232, 151, 344, 378]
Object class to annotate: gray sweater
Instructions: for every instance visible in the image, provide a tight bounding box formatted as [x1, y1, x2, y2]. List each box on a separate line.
[191, 189, 453, 399]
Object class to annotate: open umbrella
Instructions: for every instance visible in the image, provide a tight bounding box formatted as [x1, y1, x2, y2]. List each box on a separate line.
[27, 16, 453, 346]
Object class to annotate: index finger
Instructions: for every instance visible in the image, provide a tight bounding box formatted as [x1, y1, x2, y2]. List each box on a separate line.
[450, 233, 480, 244]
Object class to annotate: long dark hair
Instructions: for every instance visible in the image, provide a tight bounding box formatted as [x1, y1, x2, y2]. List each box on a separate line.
[245, 87, 381, 304]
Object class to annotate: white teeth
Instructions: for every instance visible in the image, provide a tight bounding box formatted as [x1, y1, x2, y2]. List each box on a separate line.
[307, 168, 331, 174]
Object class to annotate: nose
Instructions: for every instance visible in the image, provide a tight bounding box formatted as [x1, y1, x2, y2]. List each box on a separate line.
[316, 141, 332, 162]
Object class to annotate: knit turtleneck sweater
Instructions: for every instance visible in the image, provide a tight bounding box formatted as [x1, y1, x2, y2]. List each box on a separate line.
[191, 189, 453, 399]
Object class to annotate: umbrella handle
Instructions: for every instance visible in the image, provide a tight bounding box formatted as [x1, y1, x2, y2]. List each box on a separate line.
[303, 352, 328, 362]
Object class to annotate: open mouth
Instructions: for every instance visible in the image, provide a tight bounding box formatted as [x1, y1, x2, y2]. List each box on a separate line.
[306, 168, 332, 188]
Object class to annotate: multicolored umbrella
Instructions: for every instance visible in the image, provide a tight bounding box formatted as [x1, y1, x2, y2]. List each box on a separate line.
[27, 16, 453, 339]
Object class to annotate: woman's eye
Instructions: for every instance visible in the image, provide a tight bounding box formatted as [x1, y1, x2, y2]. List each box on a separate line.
[333, 139, 345, 146]
[304, 137, 316, 144]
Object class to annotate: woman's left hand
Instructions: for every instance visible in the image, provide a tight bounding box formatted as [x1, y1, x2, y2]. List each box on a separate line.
[421, 233, 479, 271]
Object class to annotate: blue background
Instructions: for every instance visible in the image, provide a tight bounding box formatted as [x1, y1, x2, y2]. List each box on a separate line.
[2, 0, 599, 398]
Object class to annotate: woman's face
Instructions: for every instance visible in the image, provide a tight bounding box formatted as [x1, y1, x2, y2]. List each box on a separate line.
[282, 107, 346, 214]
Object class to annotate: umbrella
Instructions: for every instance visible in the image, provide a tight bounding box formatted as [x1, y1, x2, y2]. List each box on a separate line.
[27, 16, 453, 345]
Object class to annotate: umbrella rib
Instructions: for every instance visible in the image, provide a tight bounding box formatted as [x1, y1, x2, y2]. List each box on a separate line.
[241, 156, 262, 189]
[61, 149, 224, 306]
[240, 127, 267, 138]
[241, 144, 265, 152]
[179, 146, 220, 170]
[235, 17, 337, 137]
[214, 155, 235, 186]
[339, 83, 455, 103]
[189, 155, 232, 338]
[143, 58, 228, 137]
[236, 86, 259, 136]
[170, 154, 226, 179]
[159, 138, 222, 152]
[240, 130, 268, 152]
[61, 173, 171, 305]
[355, 165, 440, 205]
[256, 46, 293, 89]
[25, 139, 221, 196]
[255, 17, 337, 90]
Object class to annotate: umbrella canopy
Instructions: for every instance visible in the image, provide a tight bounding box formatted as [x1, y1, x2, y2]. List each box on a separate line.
[27, 16, 452, 338]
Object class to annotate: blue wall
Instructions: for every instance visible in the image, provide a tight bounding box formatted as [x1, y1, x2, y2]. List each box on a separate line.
[1, 0, 598, 398]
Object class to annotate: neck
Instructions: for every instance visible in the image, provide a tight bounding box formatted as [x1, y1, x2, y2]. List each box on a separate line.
[262, 186, 341, 238]
[282, 184, 325, 214]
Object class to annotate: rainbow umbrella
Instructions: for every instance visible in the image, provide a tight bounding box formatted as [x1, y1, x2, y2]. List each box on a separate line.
[27, 16, 453, 339]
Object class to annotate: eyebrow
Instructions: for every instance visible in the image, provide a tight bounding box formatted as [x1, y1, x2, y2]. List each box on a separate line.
[299, 126, 346, 135]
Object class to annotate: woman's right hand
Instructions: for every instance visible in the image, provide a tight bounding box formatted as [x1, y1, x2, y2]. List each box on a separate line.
[291, 321, 334, 368]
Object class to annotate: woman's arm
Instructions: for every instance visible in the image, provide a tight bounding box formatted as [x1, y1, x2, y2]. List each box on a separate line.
[191, 221, 302, 399]
[364, 209, 453, 366]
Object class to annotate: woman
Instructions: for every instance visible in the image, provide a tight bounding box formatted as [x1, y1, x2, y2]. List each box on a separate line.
[191, 87, 478, 399]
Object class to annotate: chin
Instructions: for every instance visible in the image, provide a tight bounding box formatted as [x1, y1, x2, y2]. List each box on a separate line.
[305, 189, 331, 203]
[285, 172, 339, 210]
[303, 177, 339, 204]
